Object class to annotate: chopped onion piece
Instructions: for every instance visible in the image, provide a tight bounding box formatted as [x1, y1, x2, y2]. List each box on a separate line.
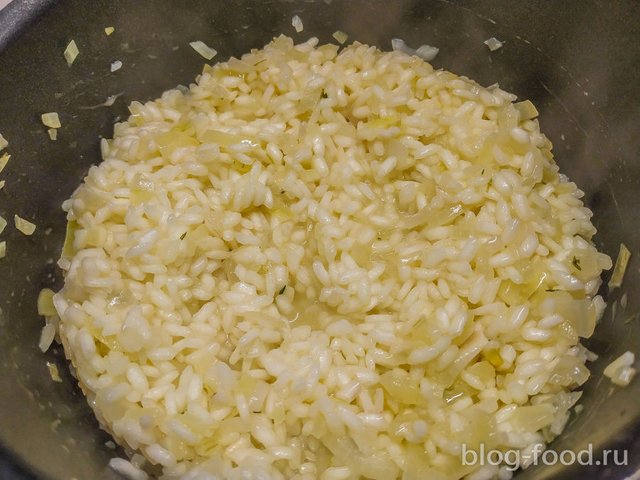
[332, 30, 348, 45]
[0, 133, 7, 151]
[0, 241, 5, 259]
[38, 288, 57, 316]
[104, 26, 115, 36]
[110, 60, 123, 72]
[0, 180, 4, 190]
[41, 112, 61, 129]
[291, 15, 304, 33]
[189, 41, 217, 60]
[0, 215, 6, 234]
[515, 100, 539, 120]
[0, 153, 9, 173]
[549, 354, 590, 386]
[415, 44, 439, 61]
[64, 40, 79, 66]
[604, 351, 637, 387]
[484, 37, 504, 51]
[608, 243, 631, 290]
[48, 128, 58, 141]
[509, 404, 555, 431]
[14, 215, 36, 235]
[39, 323, 56, 353]
[391, 38, 439, 61]
[47, 362, 62, 382]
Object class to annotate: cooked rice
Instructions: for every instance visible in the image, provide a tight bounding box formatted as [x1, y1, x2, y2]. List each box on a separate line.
[53, 35, 611, 479]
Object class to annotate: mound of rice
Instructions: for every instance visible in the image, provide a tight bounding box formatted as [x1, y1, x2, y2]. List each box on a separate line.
[53, 35, 611, 479]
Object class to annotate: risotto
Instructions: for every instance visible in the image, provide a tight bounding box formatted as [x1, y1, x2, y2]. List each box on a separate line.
[51, 35, 611, 479]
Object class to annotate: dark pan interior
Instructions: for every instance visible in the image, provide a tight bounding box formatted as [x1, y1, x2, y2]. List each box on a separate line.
[0, 1, 638, 478]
